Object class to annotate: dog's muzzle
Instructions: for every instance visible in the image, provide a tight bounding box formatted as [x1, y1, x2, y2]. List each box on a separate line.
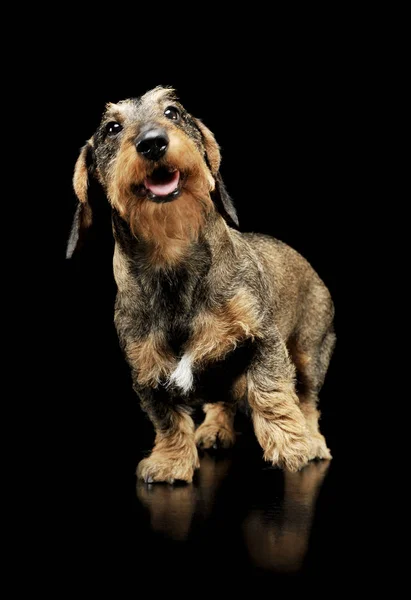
[136, 128, 169, 162]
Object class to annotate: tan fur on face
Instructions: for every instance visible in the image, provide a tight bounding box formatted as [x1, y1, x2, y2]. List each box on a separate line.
[126, 334, 175, 388]
[137, 409, 199, 483]
[188, 290, 261, 365]
[106, 126, 214, 267]
[130, 192, 210, 266]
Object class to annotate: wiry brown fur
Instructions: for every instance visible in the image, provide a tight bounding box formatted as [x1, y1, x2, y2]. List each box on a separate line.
[137, 408, 199, 484]
[73, 143, 92, 206]
[232, 373, 247, 402]
[126, 333, 175, 388]
[195, 403, 236, 449]
[73, 143, 93, 228]
[125, 290, 260, 386]
[68, 86, 335, 483]
[188, 290, 261, 365]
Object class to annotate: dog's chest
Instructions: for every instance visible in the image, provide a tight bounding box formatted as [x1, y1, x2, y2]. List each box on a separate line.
[124, 287, 260, 395]
[114, 242, 261, 393]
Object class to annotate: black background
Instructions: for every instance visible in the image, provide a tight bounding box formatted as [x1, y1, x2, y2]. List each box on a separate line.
[39, 40, 366, 591]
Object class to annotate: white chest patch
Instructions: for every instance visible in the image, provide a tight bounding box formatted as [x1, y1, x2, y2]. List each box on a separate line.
[168, 354, 194, 394]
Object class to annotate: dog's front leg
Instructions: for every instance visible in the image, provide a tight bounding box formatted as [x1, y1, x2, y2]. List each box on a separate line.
[248, 333, 311, 472]
[136, 388, 199, 484]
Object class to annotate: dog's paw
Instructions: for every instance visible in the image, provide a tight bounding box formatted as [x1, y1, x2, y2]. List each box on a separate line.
[195, 423, 236, 450]
[266, 437, 311, 472]
[136, 450, 199, 484]
[256, 417, 311, 472]
[308, 434, 332, 461]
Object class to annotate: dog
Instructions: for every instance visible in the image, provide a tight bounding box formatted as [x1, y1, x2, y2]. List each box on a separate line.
[67, 86, 335, 483]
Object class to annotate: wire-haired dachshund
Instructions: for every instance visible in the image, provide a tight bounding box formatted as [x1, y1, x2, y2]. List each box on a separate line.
[67, 86, 335, 483]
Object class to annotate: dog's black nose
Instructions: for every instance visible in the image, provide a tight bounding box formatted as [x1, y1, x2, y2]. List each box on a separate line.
[136, 129, 169, 161]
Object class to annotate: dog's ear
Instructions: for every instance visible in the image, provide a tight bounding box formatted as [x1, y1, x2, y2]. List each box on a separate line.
[212, 173, 239, 229]
[66, 141, 95, 258]
[195, 119, 239, 228]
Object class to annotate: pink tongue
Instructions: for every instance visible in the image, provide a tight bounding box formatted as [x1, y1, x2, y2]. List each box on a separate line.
[144, 170, 180, 197]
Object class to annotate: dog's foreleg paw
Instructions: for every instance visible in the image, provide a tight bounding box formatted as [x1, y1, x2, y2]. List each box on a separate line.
[265, 437, 311, 472]
[255, 414, 312, 472]
[136, 449, 199, 484]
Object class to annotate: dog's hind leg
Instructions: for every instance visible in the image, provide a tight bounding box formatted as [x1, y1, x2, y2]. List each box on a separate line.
[289, 284, 335, 461]
[290, 330, 335, 461]
[195, 402, 236, 449]
[194, 373, 247, 450]
[247, 332, 311, 472]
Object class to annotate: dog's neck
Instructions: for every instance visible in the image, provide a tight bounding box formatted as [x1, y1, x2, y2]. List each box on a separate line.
[112, 209, 237, 356]
[112, 209, 233, 273]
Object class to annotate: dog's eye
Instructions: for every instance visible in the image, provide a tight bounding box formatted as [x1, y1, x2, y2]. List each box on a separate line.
[164, 106, 180, 121]
[105, 122, 123, 136]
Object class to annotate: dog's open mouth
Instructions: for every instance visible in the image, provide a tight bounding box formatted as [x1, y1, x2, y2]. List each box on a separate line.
[143, 167, 180, 200]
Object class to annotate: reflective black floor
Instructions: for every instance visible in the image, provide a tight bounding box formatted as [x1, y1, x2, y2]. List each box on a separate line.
[52, 400, 348, 593]
[136, 445, 332, 573]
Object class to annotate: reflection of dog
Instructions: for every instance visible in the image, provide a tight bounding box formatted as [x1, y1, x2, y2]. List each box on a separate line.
[137, 454, 232, 540]
[242, 461, 331, 572]
[67, 86, 335, 483]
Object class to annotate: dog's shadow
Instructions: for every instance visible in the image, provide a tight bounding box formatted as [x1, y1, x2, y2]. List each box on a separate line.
[136, 454, 330, 571]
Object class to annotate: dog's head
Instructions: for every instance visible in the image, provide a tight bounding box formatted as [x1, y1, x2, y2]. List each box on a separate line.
[67, 86, 238, 263]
